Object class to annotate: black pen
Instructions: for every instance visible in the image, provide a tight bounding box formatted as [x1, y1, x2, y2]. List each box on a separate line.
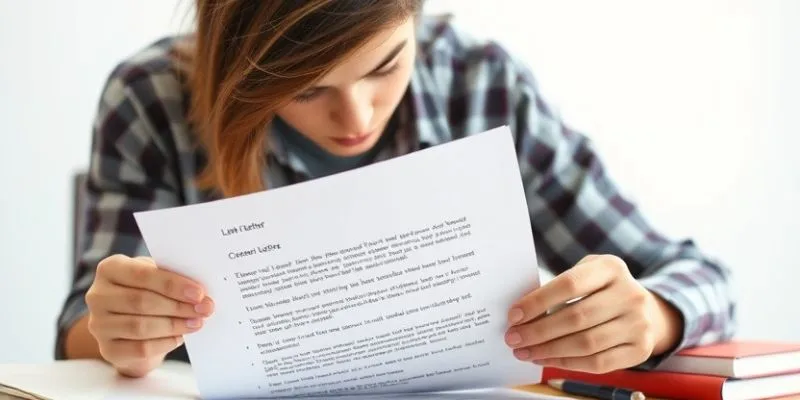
[547, 379, 646, 400]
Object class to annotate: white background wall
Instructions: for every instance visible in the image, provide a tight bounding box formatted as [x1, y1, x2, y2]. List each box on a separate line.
[1, 0, 797, 363]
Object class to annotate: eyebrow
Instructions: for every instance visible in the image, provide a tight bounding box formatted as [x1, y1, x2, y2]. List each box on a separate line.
[307, 40, 408, 91]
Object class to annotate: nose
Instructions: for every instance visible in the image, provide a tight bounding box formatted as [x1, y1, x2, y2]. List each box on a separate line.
[332, 84, 373, 134]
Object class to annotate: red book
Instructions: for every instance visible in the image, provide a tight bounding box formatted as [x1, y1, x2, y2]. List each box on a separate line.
[656, 340, 800, 378]
[541, 367, 800, 400]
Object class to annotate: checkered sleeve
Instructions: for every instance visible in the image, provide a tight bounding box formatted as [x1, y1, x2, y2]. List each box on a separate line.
[511, 65, 736, 368]
[54, 64, 182, 359]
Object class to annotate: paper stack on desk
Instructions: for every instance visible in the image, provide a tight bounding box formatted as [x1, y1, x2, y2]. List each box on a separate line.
[133, 126, 545, 399]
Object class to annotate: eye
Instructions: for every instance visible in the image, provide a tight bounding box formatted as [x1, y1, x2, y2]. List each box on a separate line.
[293, 88, 324, 103]
[370, 63, 400, 78]
[292, 61, 400, 103]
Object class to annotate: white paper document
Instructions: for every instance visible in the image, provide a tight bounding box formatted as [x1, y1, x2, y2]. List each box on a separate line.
[134, 126, 543, 399]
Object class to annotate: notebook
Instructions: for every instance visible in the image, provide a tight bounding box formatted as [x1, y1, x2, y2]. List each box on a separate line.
[542, 367, 800, 400]
[654, 340, 800, 378]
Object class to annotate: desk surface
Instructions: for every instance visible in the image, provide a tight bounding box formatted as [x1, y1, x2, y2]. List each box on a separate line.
[0, 360, 581, 400]
[7, 361, 800, 400]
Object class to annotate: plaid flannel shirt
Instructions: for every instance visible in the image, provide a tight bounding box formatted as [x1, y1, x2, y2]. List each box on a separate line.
[56, 15, 736, 367]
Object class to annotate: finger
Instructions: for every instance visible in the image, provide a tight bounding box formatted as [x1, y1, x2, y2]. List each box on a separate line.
[104, 336, 184, 365]
[87, 286, 214, 318]
[91, 314, 203, 340]
[575, 254, 601, 266]
[534, 343, 649, 374]
[98, 255, 205, 303]
[512, 314, 636, 361]
[505, 281, 627, 348]
[508, 255, 627, 326]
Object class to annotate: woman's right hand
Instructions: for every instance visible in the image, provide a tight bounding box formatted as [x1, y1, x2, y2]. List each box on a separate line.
[85, 255, 214, 377]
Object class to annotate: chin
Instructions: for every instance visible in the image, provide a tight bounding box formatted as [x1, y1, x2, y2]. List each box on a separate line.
[326, 144, 373, 157]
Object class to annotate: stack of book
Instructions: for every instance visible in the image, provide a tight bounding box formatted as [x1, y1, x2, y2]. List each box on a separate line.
[542, 340, 800, 399]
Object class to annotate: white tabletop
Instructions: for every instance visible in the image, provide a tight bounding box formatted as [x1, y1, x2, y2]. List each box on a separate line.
[0, 360, 567, 400]
[0, 360, 199, 400]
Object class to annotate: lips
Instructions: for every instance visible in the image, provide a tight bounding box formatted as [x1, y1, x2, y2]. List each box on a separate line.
[330, 132, 372, 147]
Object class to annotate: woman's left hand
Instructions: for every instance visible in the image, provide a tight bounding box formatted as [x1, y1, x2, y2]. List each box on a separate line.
[505, 254, 683, 373]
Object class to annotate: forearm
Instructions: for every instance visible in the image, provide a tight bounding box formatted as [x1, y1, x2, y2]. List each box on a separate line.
[511, 62, 736, 369]
[639, 259, 736, 361]
[63, 314, 102, 360]
[646, 289, 683, 357]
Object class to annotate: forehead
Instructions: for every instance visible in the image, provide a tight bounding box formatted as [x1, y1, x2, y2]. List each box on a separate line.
[317, 18, 416, 85]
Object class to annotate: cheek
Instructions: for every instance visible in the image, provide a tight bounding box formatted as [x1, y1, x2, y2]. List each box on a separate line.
[275, 104, 326, 137]
[375, 68, 413, 110]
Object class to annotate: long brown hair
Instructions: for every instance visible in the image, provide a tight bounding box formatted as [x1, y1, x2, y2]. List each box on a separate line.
[185, 0, 422, 198]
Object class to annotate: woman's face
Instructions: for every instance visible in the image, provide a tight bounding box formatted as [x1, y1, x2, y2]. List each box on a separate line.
[275, 18, 417, 157]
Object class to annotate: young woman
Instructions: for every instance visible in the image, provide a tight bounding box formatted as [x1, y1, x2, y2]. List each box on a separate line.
[56, 0, 736, 379]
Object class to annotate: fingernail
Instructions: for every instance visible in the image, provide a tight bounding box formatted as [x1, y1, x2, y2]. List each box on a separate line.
[186, 319, 202, 329]
[183, 287, 202, 302]
[508, 308, 524, 324]
[513, 348, 530, 360]
[506, 331, 522, 346]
